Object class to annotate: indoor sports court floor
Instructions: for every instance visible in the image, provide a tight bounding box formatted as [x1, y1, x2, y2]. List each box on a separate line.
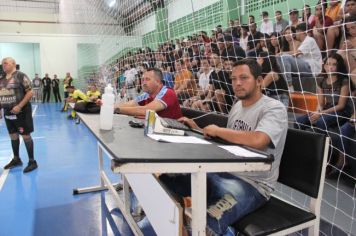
[0, 103, 354, 236]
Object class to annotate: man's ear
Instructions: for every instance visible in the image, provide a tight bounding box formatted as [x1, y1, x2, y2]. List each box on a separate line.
[256, 75, 263, 87]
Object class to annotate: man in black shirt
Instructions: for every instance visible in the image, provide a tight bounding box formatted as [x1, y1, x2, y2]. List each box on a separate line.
[0, 57, 38, 173]
[42, 73, 51, 103]
[218, 34, 246, 61]
[52, 74, 61, 103]
[246, 23, 264, 58]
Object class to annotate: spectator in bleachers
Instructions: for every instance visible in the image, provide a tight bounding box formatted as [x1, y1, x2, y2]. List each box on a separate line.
[248, 15, 255, 24]
[260, 11, 274, 34]
[239, 24, 249, 51]
[174, 59, 197, 103]
[326, 0, 356, 50]
[183, 57, 214, 110]
[218, 34, 246, 61]
[269, 32, 282, 55]
[337, 15, 356, 73]
[273, 10, 289, 33]
[246, 23, 264, 58]
[227, 20, 240, 38]
[289, 8, 300, 27]
[277, 23, 322, 90]
[295, 53, 351, 132]
[208, 53, 234, 113]
[325, 0, 342, 22]
[257, 51, 289, 106]
[280, 26, 300, 55]
[302, 4, 315, 25]
[161, 64, 174, 89]
[329, 75, 355, 176]
[310, 3, 334, 51]
[123, 64, 138, 100]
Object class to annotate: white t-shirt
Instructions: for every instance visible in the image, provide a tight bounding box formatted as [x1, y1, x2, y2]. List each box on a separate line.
[198, 70, 213, 91]
[260, 20, 274, 34]
[298, 36, 322, 76]
[124, 68, 138, 86]
[239, 35, 249, 51]
[227, 95, 288, 198]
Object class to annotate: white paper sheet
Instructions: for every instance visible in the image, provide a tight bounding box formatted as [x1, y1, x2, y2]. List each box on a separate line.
[147, 134, 211, 144]
[219, 145, 266, 158]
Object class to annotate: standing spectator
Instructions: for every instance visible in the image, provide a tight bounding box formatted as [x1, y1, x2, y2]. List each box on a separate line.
[273, 10, 289, 33]
[295, 53, 351, 133]
[42, 73, 51, 103]
[289, 9, 300, 27]
[248, 15, 255, 24]
[52, 74, 61, 103]
[260, 11, 274, 34]
[61, 72, 73, 112]
[32, 73, 42, 102]
[0, 57, 38, 173]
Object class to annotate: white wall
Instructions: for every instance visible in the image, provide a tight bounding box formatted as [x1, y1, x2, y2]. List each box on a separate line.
[167, 0, 220, 23]
[133, 14, 156, 35]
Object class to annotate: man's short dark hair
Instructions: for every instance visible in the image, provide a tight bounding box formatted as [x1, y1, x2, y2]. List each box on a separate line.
[345, 14, 356, 23]
[275, 10, 282, 14]
[296, 22, 308, 32]
[233, 59, 262, 80]
[146, 67, 164, 83]
[66, 85, 75, 89]
[262, 11, 269, 17]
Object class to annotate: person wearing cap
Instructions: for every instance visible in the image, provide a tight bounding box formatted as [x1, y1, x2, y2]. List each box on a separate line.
[218, 34, 246, 61]
[260, 11, 274, 34]
[289, 8, 300, 27]
[114, 68, 182, 119]
[273, 10, 289, 33]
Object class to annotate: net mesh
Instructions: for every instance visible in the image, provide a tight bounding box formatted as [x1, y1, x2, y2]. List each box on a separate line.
[69, 0, 356, 235]
[43, 0, 356, 234]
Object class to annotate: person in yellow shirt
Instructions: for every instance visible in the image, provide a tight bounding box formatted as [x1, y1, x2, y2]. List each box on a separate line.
[326, 0, 342, 22]
[174, 59, 197, 104]
[61, 72, 73, 112]
[86, 84, 101, 102]
[65, 86, 89, 121]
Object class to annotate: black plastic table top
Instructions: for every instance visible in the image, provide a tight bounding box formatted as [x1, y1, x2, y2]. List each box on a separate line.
[78, 113, 273, 164]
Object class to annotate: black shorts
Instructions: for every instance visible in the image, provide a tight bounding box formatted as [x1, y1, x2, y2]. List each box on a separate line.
[4, 104, 34, 135]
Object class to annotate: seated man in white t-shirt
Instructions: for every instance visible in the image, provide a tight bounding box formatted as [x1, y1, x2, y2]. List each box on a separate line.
[277, 22, 322, 91]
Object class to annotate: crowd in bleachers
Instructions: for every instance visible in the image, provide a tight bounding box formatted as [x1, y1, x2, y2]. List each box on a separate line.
[108, 0, 355, 176]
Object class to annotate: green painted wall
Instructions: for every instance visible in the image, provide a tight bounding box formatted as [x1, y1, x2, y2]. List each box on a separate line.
[77, 43, 99, 91]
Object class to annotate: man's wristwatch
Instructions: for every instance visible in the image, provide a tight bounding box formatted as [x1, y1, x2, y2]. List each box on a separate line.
[114, 107, 120, 114]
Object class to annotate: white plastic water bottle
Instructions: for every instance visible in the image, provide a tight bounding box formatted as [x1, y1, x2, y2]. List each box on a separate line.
[100, 84, 115, 130]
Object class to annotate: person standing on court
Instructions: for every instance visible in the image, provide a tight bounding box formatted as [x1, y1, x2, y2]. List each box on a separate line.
[42, 73, 51, 103]
[52, 74, 61, 103]
[61, 72, 73, 112]
[32, 73, 42, 102]
[0, 57, 38, 173]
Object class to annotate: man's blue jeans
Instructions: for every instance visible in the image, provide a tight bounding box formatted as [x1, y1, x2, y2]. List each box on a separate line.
[159, 173, 267, 235]
[276, 54, 313, 86]
[206, 173, 267, 234]
[332, 121, 356, 156]
[295, 110, 351, 134]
